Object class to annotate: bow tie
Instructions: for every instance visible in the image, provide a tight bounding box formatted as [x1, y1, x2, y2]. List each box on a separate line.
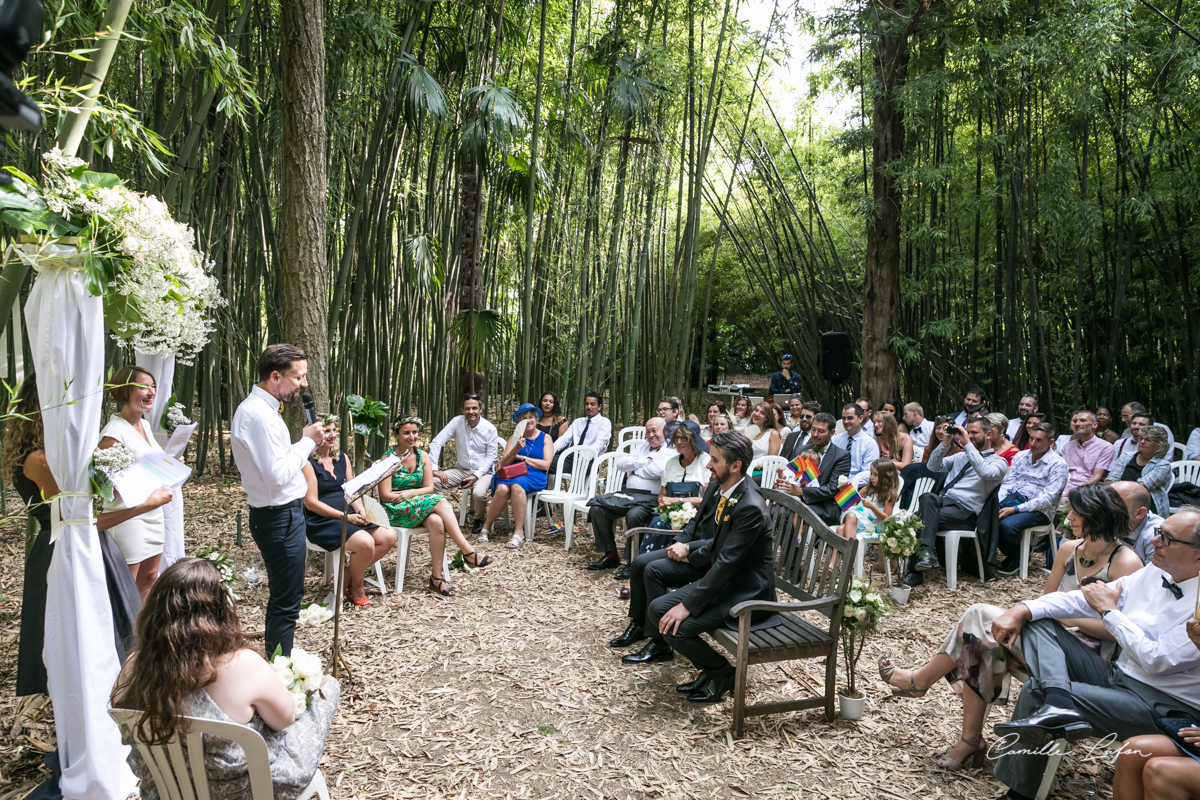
[1163, 576, 1184, 600]
[811, 448, 825, 458]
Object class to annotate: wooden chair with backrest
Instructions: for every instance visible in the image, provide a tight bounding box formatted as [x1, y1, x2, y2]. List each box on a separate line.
[108, 708, 330, 800]
[707, 488, 858, 737]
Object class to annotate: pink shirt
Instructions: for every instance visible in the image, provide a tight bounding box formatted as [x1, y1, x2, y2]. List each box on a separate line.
[1060, 434, 1116, 490]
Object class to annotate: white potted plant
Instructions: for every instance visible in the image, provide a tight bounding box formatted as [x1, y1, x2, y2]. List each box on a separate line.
[877, 509, 922, 603]
[838, 578, 886, 719]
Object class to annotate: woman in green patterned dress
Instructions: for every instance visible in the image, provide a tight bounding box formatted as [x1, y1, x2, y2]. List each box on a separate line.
[379, 416, 495, 596]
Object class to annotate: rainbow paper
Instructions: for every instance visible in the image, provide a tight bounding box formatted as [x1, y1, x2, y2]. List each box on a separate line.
[834, 482, 862, 512]
[787, 453, 821, 483]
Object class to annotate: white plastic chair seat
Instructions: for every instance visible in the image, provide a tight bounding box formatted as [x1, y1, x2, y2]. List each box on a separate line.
[533, 444, 598, 550]
[394, 524, 451, 593]
[305, 539, 386, 606]
[748, 455, 789, 488]
[109, 708, 330, 800]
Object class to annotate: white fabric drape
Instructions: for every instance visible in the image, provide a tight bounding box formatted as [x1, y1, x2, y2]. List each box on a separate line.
[27, 261, 137, 800]
[134, 350, 184, 567]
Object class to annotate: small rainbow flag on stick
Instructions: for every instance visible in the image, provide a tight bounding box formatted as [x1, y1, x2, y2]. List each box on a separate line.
[834, 482, 862, 512]
[786, 454, 821, 483]
[547, 522, 566, 535]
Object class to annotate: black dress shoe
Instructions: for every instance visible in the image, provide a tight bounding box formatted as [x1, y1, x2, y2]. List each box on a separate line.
[587, 555, 621, 570]
[609, 622, 646, 648]
[993, 704, 1093, 744]
[676, 674, 709, 694]
[471, 519, 483, 535]
[614, 565, 631, 580]
[914, 547, 939, 572]
[903, 571, 924, 587]
[621, 640, 673, 664]
[688, 672, 736, 703]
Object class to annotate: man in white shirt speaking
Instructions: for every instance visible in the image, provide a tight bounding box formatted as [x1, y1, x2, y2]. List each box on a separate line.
[430, 394, 498, 533]
[231, 344, 324, 658]
[986, 508, 1200, 800]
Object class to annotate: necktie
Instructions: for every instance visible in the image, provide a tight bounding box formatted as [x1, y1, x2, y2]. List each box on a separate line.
[716, 495, 728, 522]
[579, 416, 592, 447]
[278, 401, 283, 414]
[1163, 576, 1184, 600]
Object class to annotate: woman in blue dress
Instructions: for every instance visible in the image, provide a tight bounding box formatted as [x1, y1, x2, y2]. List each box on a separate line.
[479, 403, 552, 549]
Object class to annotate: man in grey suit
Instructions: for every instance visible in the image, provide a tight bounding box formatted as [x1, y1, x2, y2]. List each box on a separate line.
[774, 412, 851, 526]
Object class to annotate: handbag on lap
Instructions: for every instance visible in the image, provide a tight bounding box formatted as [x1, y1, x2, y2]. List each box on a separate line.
[497, 461, 529, 480]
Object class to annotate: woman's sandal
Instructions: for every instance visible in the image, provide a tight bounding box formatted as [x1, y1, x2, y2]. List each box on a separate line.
[343, 588, 371, 607]
[463, 551, 495, 568]
[878, 656, 927, 698]
[936, 736, 986, 770]
[505, 533, 524, 549]
[428, 576, 457, 597]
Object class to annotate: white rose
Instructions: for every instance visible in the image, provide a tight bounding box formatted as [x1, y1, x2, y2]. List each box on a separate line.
[275, 667, 295, 688]
[849, 589, 862, 603]
[291, 651, 322, 681]
[838, 475, 849, 487]
[272, 655, 291, 670]
[304, 673, 323, 692]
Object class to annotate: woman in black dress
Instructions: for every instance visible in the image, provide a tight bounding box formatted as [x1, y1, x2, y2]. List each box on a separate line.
[536, 392, 569, 441]
[5, 375, 170, 698]
[301, 417, 397, 606]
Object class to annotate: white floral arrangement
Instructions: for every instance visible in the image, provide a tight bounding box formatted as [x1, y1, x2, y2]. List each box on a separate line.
[161, 399, 191, 433]
[271, 646, 325, 715]
[658, 501, 698, 530]
[297, 602, 334, 628]
[0, 149, 224, 364]
[89, 442, 135, 502]
[878, 509, 922, 559]
[840, 578, 887, 696]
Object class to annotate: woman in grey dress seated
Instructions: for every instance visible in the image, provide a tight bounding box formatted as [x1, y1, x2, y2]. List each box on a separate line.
[113, 558, 339, 800]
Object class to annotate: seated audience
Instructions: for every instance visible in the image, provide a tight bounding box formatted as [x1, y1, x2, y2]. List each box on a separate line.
[1096, 406, 1121, 444]
[381, 416, 495, 593]
[536, 392, 570, 442]
[731, 396, 752, 431]
[552, 392, 612, 472]
[875, 410, 913, 469]
[833, 402, 881, 488]
[785, 398, 816, 444]
[615, 433, 775, 705]
[1061, 409, 1117, 491]
[836, 460, 899, 541]
[700, 400, 727, 439]
[747, 402, 783, 461]
[302, 417, 397, 606]
[984, 507, 1200, 800]
[773, 412, 851, 526]
[113, 558, 340, 800]
[904, 402, 935, 455]
[879, 484, 1140, 773]
[855, 397, 877, 438]
[1113, 620, 1200, 800]
[1013, 411, 1048, 451]
[1111, 480, 1164, 564]
[1007, 394, 1039, 439]
[881, 397, 902, 421]
[429, 394, 499, 534]
[905, 417, 1008, 586]
[584, 417, 674, 572]
[995, 421, 1069, 575]
[953, 386, 988, 427]
[767, 353, 802, 401]
[784, 396, 804, 431]
[1119, 401, 1176, 452]
[1108, 425, 1172, 518]
[1113, 410, 1154, 462]
[922, 415, 961, 462]
[982, 412, 1019, 465]
[477, 404, 553, 549]
[708, 413, 732, 439]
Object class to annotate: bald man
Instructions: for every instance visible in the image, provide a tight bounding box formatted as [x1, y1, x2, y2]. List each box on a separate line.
[1111, 480, 1164, 564]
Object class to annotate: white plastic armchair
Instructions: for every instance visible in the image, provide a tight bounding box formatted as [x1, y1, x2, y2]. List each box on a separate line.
[305, 496, 388, 605]
[531, 445, 598, 550]
[109, 708, 330, 800]
[1171, 460, 1200, 514]
[1019, 481, 1067, 581]
[748, 455, 789, 488]
[617, 426, 645, 451]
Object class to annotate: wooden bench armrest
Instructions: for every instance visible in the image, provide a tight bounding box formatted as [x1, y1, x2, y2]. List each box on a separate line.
[729, 596, 840, 617]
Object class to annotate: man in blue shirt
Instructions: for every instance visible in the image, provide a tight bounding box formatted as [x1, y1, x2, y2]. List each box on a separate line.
[767, 354, 802, 402]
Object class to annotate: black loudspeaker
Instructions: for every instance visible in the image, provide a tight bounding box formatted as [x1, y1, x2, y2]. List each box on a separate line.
[819, 331, 853, 383]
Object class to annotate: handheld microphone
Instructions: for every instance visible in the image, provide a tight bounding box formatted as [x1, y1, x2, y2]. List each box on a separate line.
[302, 394, 316, 425]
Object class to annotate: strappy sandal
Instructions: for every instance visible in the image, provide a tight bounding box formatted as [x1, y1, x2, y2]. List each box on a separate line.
[505, 533, 523, 549]
[428, 575, 456, 597]
[878, 656, 927, 698]
[463, 550, 495, 568]
[936, 735, 986, 770]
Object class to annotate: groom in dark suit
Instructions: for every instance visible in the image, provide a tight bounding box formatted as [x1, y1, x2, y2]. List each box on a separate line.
[774, 412, 850, 526]
[612, 432, 777, 703]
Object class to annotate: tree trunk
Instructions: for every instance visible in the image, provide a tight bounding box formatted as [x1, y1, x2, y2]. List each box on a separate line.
[279, 0, 330, 418]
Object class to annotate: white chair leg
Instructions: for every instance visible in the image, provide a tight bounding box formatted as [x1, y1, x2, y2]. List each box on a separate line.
[525, 494, 536, 542]
[395, 531, 411, 593]
[299, 768, 330, 800]
[458, 495, 468, 527]
[1034, 738, 1069, 800]
[853, 539, 865, 578]
[371, 562, 386, 596]
[945, 533, 959, 590]
[1020, 529, 1032, 582]
[564, 501, 575, 552]
[973, 539, 986, 584]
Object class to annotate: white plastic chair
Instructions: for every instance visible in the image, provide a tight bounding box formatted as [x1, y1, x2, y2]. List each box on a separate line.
[904, 476, 936, 514]
[1170, 460, 1200, 514]
[532, 444, 598, 550]
[393, 523, 452, 593]
[305, 499, 387, 605]
[587, 451, 628, 497]
[617, 426, 645, 449]
[109, 708, 330, 800]
[748, 455, 788, 488]
[935, 487, 996, 590]
[852, 476, 903, 581]
[1019, 481, 1067, 580]
[1174, 442, 1188, 462]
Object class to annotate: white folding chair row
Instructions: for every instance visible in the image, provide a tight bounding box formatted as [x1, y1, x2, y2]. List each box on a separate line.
[532, 444, 598, 550]
[109, 708, 330, 800]
[1019, 481, 1067, 581]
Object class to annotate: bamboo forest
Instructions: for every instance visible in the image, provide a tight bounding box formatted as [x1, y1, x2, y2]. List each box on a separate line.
[7, 0, 1200, 457]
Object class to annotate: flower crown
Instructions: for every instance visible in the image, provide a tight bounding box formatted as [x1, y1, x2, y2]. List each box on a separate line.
[393, 415, 424, 430]
[321, 414, 339, 426]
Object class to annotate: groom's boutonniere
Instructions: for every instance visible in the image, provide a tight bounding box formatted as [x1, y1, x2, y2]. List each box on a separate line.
[723, 495, 740, 522]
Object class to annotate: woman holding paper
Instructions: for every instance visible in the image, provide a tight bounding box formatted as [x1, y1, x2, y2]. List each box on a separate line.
[99, 365, 172, 599]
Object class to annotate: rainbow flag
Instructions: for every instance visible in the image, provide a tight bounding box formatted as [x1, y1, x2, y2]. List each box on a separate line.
[787, 453, 821, 482]
[547, 522, 566, 535]
[834, 482, 862, 511]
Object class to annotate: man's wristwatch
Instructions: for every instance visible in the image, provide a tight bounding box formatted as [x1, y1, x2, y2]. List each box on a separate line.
[1101, 609, 1115, 619]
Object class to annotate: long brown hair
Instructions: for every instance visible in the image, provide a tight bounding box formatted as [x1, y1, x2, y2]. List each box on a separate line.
[112, 558, 246, 745]
[3, 375, 42, 484]
[875, 411, 901, 458]
[753, 402, 783, 432]
[864, 459, 900, 504]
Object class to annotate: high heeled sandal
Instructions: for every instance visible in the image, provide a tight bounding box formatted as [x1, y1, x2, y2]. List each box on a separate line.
[428, 575, 457, 597]
[936, 736, 986, 770]
[463, 551, 495, 568]
[878, 656, 927, 698]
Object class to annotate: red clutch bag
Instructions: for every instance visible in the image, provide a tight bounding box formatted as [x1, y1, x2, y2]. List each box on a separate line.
[497, 461, 529, 480]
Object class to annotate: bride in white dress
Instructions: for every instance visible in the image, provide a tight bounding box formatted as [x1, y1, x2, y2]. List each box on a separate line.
[99, 365, 173, 599]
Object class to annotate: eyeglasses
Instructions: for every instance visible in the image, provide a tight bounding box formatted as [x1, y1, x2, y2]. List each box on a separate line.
[1158, 531, 1194, 549]
[657, 406, 673, 414]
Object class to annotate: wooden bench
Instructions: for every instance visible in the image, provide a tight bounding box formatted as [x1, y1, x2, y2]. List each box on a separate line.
[708, 488, 857, 736]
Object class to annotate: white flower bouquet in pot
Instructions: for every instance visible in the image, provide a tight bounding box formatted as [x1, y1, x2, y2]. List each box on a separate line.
[878, 509, 923, 585]
[0, 149, 224, 364]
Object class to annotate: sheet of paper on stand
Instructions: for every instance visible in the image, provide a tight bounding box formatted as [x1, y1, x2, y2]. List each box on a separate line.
[163, 422, 198, 457]
[343, 453, 401, 500]
[111, 451, 193, 508]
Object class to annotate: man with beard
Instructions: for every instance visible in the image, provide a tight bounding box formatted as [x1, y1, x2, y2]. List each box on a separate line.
[1007, 394, 1038, 440]
[952, 387, 988, 427]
